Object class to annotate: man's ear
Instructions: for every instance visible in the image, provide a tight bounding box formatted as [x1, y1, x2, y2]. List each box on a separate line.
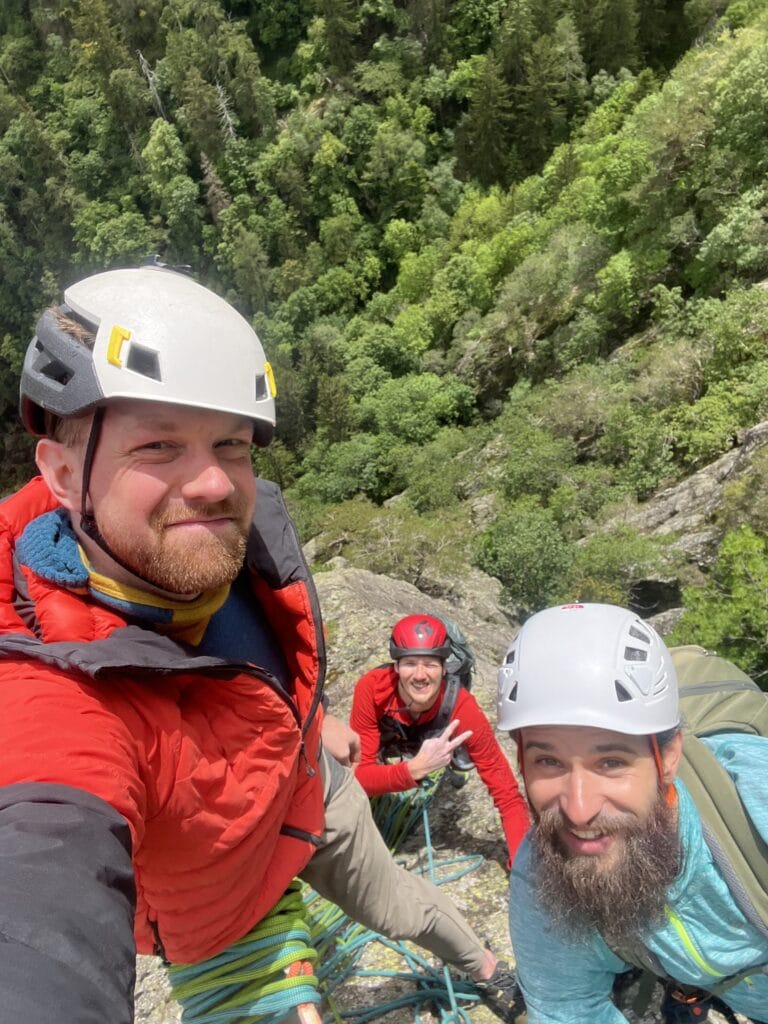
[660, 730, 684, 784]
[35, 438, 83, 513]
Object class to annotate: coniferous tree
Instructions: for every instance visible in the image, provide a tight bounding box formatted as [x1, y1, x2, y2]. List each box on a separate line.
[319, 0, 358, 76]
[455, 52, 516, 186]
[571, 0, 639, 75]
[553, 14, 588, 123]
[408, 0, 448, 65]
[593, 0, 639, 73]
[498, 0, 536, 85]
[516, 34, 567, 170]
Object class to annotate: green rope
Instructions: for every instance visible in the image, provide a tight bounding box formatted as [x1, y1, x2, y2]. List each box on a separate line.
[166, 774, 487, 1024]
[370, 769, 444, 853]
[167, 883, 320, 1023]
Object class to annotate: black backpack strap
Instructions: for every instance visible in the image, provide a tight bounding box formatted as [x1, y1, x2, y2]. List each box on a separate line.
[608, 939, 670, 980]
[679, 735, 768, 940]
[431, 673, 461, 734]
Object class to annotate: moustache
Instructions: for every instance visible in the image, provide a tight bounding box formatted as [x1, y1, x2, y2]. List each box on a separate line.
[152, 500, 249, 527]
[536, 805, 641, 843]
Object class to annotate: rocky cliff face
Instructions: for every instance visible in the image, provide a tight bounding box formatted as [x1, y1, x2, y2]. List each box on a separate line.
[598, 420, 768, 633]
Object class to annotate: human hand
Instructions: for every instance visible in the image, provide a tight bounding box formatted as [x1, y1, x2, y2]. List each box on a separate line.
[322, 713, 361, 766]
[408, 719, 473, 781]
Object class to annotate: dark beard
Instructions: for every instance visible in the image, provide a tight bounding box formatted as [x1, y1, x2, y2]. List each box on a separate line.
[531, 794, 681, 948]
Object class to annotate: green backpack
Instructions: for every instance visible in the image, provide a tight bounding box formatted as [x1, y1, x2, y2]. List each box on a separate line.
[673, 645, 768, 939]
[612, 645, 768, 996]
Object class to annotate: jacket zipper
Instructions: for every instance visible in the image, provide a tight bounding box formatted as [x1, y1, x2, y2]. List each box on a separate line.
[664, 905, 723, 978]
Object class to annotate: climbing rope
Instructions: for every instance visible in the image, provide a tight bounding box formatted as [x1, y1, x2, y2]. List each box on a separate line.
[370, 768, 444, 853]
[167, 883, 321, 1024]
[167, 772, 486, 1024]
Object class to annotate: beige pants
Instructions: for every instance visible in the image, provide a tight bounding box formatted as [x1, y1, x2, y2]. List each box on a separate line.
[299, 751, 486, 974]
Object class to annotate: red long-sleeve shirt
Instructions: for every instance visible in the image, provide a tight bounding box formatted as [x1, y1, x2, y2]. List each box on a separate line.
[350, 664, 530, 862]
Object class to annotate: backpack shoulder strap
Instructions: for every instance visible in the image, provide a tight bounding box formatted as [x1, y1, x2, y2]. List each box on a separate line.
[679, 734, 768, 940]
[431, 674, 461, 734]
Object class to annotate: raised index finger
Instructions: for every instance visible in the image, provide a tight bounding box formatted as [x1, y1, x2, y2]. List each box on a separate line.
[441, 719, 461, 739]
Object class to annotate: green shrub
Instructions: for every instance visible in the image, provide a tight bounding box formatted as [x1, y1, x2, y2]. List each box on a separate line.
[595, 405, 674, 499]
[500, 423, 577, 503]
[357, 373, 475, 444]
[668, 362, 768, 469]
[719, 447, 768, 535]
[330, 503, 472, 589]
[474, 497, 573, 614]
[669, 526, 768, 685]
[547, 464, 620, 535]
[293, 433, 410, 504]
[404, 428, 475, 513]
[562, 527, 667, 607]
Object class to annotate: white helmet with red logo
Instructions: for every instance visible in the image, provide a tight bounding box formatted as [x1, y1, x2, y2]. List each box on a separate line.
[497, 603, 679, 735]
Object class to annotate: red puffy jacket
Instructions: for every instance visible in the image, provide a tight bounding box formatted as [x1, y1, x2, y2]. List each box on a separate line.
[0, 476, 325, 975]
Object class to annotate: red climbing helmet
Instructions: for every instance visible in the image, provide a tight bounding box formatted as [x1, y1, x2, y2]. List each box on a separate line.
[389, 614, 451, 661]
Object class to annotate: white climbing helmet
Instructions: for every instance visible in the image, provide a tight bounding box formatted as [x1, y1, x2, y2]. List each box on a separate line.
[497, 603, 679, 735]
[21, 264, 276, 445]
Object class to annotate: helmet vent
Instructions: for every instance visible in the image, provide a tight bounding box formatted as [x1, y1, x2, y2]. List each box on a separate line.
[507, 682, 518, 703]
[254, 374, 269, 400]
[623, 645, 647, 662]
[40, 357, 73, 387]
[615, 681, 633, 702]
[125, 344, 161, 381]
[629, 623, 650, 643]
[504, 649, 515, 665]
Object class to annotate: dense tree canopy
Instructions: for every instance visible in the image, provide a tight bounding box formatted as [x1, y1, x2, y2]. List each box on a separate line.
[3, 0, 768, 676]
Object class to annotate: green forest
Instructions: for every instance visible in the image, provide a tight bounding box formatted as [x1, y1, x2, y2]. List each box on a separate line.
[3, 0, 768, 676]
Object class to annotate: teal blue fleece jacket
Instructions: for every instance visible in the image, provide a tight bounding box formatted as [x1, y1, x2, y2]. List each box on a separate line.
[509, 733, 768, 1023]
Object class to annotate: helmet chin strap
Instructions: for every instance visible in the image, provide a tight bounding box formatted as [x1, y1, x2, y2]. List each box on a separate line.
[77, 405, 161, 588]
[651, 734, 678, 808]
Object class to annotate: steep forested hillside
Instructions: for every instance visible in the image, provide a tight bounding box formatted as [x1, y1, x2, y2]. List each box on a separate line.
[3, 0, 768, 674]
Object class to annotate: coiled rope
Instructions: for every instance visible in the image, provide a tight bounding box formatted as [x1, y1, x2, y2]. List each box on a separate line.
[167, 769, 485, 1024]
[167, 883, 321, 1023]
[369, 766, 444, 853]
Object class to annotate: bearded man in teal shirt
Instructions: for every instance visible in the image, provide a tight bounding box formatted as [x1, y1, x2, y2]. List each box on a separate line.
[498, 603, 768, 1024]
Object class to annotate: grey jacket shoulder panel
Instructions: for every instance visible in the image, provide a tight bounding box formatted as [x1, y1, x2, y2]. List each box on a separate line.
[0, 782, 136, 1024]
[247, 478, 310, 589]
[0, 625, 234, 677]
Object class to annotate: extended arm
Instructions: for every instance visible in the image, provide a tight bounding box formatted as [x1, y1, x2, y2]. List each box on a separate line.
[0, 783, 137, 1024]
[350, 669, 471, 795]
[351, 669, 418, 795]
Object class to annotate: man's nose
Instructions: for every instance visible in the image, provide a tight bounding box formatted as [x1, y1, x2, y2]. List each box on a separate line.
[558, 768, 604, 826]
[180, 454, 236, 503]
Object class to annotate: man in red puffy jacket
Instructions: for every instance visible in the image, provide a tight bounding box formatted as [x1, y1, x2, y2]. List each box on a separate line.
[0, 264, 521, 1022]
[351, 614, 530, 866]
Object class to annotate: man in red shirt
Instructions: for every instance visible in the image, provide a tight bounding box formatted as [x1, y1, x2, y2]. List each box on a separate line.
[350, 614, 530, 865]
